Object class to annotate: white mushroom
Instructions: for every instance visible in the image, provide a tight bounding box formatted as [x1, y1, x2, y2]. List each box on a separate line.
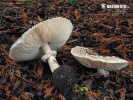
[9, 17, 78, 96]
[9, 17, 73, 71]
[71, 46, 129, 77]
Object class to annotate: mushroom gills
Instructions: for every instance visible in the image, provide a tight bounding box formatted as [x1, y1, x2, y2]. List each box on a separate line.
[71, 46, 129, 77]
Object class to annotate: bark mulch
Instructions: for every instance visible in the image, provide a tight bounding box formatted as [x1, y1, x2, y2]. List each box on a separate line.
[0, 0, 133, 100]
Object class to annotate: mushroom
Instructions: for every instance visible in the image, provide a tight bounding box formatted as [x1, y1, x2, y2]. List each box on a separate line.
[9, 17, 78, 97]
[71, 46, 129, 77]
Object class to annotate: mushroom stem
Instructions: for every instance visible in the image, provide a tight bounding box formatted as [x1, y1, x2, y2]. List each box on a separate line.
[41, 43, 52, 54]
[41, 43, 59, 72]
[41, 43, 78, 97]
[97, 69, 109, 77]
[48, 56, 60, 72]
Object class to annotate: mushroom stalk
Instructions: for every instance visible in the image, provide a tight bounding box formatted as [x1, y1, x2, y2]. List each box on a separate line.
[97, 69, 109, 77]
[48, 56, 60, 72]
[41, 43, 59, 72]
[41, 43, 52, 54]
[41, 43, 78, 97]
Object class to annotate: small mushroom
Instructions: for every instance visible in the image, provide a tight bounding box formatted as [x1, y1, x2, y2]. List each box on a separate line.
[9, 17, 78, 97]
[71, 46, 129, 77]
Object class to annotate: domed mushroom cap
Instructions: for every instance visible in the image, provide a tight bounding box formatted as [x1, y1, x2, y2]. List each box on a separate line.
[71, 46, 129, 70]
[9, 17, 73, 61]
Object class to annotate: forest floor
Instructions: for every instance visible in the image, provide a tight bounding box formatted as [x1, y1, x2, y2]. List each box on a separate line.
[0, 0, 133, 100]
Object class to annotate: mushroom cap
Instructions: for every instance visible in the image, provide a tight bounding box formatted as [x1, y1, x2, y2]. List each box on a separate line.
[9, 17, 73, 61]
[71, 46, 129, 70]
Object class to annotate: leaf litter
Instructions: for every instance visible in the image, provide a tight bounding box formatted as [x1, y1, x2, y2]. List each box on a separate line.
[0, 0, 133, 99]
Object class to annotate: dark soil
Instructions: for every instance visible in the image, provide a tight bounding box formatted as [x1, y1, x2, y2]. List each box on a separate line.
[0, 0, 133, 100]
[52, 65, 78, 99]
